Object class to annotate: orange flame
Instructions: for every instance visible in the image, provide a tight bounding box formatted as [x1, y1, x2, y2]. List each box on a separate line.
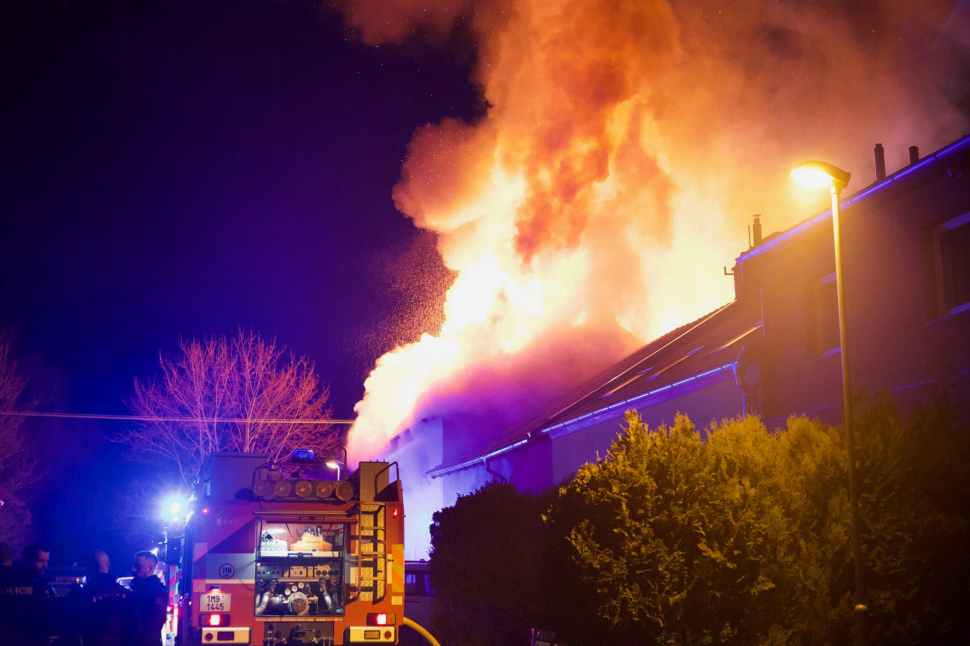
[340, 0, 969, 461]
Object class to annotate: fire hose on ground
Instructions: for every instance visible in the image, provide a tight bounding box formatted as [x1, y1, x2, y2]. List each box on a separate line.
[403, 617, 442, 646]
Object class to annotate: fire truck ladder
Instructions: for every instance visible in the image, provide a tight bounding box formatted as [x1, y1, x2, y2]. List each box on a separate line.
[353, 462, 399, 604]
[355, 503, 386, 602]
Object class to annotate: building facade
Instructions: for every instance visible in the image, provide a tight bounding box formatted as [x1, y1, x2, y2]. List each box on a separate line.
[389, 135, 970, 560]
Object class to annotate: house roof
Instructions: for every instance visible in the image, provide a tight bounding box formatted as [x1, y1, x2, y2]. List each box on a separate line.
[428, 297, 763, 476]
[427, 134, 970, 478]
[738, 134, 970, 265]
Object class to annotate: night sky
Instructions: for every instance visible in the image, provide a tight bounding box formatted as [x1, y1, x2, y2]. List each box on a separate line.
[1, 0, 476, 565]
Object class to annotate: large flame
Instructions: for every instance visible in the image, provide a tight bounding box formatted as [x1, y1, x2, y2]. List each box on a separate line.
[340, 0, 969, 462]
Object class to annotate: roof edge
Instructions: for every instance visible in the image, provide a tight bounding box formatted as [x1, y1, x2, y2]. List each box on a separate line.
[539, 362, 737, 438]
[426, 362, 738, 479]
[426, 438, 530, 479]
[737, 134, 970, 264]
[425, 301, 740, 478]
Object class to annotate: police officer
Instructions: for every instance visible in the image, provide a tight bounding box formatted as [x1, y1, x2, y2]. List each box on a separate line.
[66, 551, 132, 646]
[0, 541, 20, 638]
[0, 543, 54, 646]
[129, 551, 168, 646]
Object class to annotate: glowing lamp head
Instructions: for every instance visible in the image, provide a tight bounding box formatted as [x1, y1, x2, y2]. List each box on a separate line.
[325, 460, 340, 469]
[791, 160, 851, 190]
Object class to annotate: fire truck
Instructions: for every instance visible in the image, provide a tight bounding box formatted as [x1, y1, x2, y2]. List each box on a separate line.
[166, 451, 405, 646]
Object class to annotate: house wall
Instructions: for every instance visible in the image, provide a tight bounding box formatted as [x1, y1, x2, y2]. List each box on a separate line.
[433, 374, 744, 507]
[743, 160, 970, 425]
[380, 417, 445, 561]
[548, 375, 745, 483]
[438, 439, 554, 504]
[417, 142, 970, 562]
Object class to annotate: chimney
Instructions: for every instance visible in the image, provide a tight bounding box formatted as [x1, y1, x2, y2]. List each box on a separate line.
[874, 143, 886, 181]
[752, 214, 763, 247]
[909, 145, 920, 165]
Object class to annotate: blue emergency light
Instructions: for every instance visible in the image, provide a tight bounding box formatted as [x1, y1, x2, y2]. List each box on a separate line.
[290, 449, 315, 463]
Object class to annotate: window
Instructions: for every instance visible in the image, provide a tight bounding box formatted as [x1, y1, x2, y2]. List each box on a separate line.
[931, 212, 970, 316]
[805, 272, 840, 358]
[404, 572, 433, 596]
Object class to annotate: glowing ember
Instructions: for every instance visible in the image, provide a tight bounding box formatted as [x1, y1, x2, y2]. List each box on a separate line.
[340, 0, 968, 461]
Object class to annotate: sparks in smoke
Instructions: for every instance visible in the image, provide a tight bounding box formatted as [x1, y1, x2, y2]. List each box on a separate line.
[339, 0, 970, 461]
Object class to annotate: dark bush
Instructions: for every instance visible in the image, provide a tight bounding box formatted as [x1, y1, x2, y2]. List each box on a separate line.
[429, 482, 548, 646]
[429, 401, 970, 646]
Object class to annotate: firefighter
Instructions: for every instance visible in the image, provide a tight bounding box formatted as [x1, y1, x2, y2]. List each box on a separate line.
[66, 551, 132, 646]
[129, 550, 168, 646]
[0, 543, 55, 646]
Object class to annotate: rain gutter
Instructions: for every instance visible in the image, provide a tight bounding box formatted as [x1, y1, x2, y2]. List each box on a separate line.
[427, 363, 737, 478]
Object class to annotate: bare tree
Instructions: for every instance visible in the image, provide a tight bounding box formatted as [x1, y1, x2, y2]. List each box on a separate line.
[120, 330, 336, 488]
[0, 337, 38, 545]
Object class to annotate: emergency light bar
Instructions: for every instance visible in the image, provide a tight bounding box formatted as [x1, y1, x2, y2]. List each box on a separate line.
[290, 449, 315, 463]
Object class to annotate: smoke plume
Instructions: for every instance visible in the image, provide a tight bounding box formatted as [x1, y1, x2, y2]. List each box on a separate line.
[338, 0, 970, 462]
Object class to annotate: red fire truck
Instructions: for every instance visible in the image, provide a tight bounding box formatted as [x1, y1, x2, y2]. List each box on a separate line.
[166, 451, 405, 646]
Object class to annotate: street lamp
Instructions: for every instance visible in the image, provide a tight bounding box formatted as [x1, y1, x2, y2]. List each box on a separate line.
[325, 446, 348, 481]
[325, 459, 343, 480]
[791, 160, 867, 646]
[791, 160, 851, 190]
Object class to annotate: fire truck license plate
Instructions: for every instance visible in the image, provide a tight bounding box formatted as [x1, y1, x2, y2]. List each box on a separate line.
[201, 592, 231, 612]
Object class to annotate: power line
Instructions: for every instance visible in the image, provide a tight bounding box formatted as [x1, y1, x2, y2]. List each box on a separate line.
[0, 411, 355, 425]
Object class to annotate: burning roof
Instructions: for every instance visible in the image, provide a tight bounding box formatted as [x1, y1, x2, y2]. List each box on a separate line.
[425, 130, 970, 476]
[339, 0, 970, 465]
[428, 297, 763, 476]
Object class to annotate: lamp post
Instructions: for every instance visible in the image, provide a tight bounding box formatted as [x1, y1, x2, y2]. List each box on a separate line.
[325, 459, 343, 480]
[325, 446, 348, 481]
[791, 160, 867, 646]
